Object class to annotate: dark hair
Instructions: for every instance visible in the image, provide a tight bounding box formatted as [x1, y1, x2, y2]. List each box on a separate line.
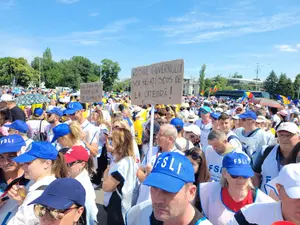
[185, 147, 210, 184]
[286, 142, 300, 164]
[270, 107, 278, 115]
[218, 113, 230, 121]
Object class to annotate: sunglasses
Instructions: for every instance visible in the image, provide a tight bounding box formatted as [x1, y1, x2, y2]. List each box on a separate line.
[67, 161, 80, 167]
[230, 174, 249, 179]
[185, 149, 202, 162]
[34, 204, 78, 220]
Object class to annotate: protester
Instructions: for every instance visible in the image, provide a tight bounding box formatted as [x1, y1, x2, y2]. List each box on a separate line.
[210, 112, 220, 130]
[199, 152, 274, 225]
[228, 163, 300, 225]
[8, 142, 68, 225]
[28, 178, 86, 225]
[64, 102, 99, 157]
[183, 124, 201, 148]
[205, 130, 245, 182]
[102, 128, 138, 225]
[0, 109, 10, 137]
[64, 146, 98, 225]
[0, 135, 30, 224]
[253, 122, 300, 191]
[27, 108, 49, 141]
[195, 106, 212, 150]
[126, 152, 213, 225]
[170, 117, 193, 151]
[5, 120, 33, 152]
[45, 107, 62, 143]
[0, 94, 26, 122]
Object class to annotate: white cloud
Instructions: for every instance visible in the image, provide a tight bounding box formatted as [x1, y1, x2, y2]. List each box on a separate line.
[76, 40, 100, 45]
[275, 45, 298, 52]
[297, 44, 300, 48]
[154, 9, 300, 44]
[0, 0, 15, 10]
[57, 0, 80, 4]
[89, 12, 99, 17]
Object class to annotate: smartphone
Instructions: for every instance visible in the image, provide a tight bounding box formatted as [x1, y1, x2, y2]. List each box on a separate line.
[1, 196, 9, 202]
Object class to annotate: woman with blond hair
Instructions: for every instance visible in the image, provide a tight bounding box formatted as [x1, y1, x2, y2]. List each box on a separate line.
[102, 128, 138, 225]
[199, 152, 274, 225]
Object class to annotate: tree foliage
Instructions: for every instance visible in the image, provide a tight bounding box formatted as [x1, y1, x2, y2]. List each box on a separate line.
[199, 64, 206, 94]
[275, 73, 294, 98]
[101, 59, 121, 91]
[263, 70, 278, 97]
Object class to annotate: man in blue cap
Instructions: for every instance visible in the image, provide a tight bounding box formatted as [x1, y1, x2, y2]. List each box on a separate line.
[195, 106, 212, 150]
[4, 120, 33, 153]
[234, 110, 272, 163]
[0, 134, 30, 224]
[126, 152, 213, 225]
[45, 107, 62, 143]
[28, 178, 86, 225]
[64, 102, 98, 157]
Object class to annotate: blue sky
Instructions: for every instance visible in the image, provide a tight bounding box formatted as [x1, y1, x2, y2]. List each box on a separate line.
[1, 0, 300, 80]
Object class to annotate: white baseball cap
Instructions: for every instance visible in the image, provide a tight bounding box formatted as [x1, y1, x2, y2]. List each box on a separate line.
[0, 94, 15, 102]
[256, 116, 266, 123]
[277, 122, 300, 134]
[277, 163, 300, 199]
[184, 125, 201, 136]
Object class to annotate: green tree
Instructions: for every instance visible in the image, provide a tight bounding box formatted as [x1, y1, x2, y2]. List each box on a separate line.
[0, 57, 38, 87]
[199, 64, 206, 94]
[101, 59, 121, 91]
[113, 78, 131, 92]
[263, 70, 278, 96]
[275, 73, 294, 98]
[232, 72, 243, 78]
[293, 74, 300, 99]
[70, 56, 93, 83]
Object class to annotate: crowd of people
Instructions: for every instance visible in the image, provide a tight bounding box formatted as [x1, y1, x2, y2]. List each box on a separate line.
[0, 88, 300, 225]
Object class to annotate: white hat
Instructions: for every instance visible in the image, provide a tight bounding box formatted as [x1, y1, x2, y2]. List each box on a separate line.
[0, 94, 15, 102]
[278, 110, 288, 117]
[184, 125, 201, 136]
[187, 112, 198, 122]
[232, 115, 240, 120]
[277, 163, 300, 199]
[277, 122, 300, 134]
[256, 116, 266, 123]
[215, 107, 223, 113]
[255, 104, 262, 108]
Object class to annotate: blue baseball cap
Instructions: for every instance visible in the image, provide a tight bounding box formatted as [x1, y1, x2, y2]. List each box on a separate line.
[51, 124, 71, 143]
[64, 102, 83, 115]
[170, 118, 184, 131]
[239, 110, 257, 120]
[28, 178, 86, 210]
[222, 152, 254, 178]
[13, 142, 58, 163]
[0, 134, 26, 153]
[97, 102, 103, 106]
[47, 107, 63, 117]
[34, 108, 44, 117]
[4, 120, 29, 133]
[200, 106, 212, 114]
[210, 112, 221, 120]
[143, 152, 195, 193]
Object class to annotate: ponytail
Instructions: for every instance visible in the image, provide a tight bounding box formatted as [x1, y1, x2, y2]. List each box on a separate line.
[85, 156, 96, 177]
[52, 152, 68, 178]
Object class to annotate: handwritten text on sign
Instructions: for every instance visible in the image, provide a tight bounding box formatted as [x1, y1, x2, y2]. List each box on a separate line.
[131, 59, 184, 105]
[80, 82, 103, 103]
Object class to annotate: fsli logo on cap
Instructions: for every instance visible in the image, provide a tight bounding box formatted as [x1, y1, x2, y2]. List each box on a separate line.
[153, 154, 183, 175]
[233, 157, 250, 165]
[0, 137, 14, 145]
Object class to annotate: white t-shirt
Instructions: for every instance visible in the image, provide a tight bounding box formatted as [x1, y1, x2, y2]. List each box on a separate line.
[80, 120, 99, 145]
[44, 122, 61, 143]
[271, 114, 281, 128]
[226, 131, 243, 152]
[26, 119, 49, 139]
[227, 201, 284, 225]
[195, 119, 212, 150]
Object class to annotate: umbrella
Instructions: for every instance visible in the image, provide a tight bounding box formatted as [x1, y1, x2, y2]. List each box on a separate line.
[16, 94, 50, 106]
[251, 98, 282, 108]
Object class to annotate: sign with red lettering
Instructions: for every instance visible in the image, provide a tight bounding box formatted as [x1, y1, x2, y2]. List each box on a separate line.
[131, 59, 184, 105]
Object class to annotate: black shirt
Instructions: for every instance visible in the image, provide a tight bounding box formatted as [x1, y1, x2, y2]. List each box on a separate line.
[8, 106, 26, 122]
[150, 205, 206, 225]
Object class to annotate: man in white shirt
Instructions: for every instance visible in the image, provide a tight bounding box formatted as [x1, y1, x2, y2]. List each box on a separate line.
[195, 106, 212, 150]
[126, 152, 213, 225]
[228, 163, 300, 225]
[64, 102, 99, 157]
[45, 107, 62, 143]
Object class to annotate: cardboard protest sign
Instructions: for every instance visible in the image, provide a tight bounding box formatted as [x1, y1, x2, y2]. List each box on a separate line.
[131, 59, 184, 105]
[80, 82, 103, 103]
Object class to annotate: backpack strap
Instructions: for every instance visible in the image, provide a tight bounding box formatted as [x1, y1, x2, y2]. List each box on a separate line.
[245, 128, 260, 137]
[227, 135, 241, 143]
[36, 185, 48, 191]
[174, 142, 182, 151]
[253, 145, 275, 173]
[185, 139, 190, 151]
[234, 210, 258, 225]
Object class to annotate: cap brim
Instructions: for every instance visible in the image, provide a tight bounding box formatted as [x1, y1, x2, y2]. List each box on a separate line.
[285, 187, 300, 199]
[51, 135, 58, 143]
[28, 194, 74, 210]
[3, 124, 12, 128]
[226, 166, 254, 178]
[277, 129, 297, 134]
[143, 172, 186, 193]
[13, 153, 37, 163]
[63, 109, 77, 115]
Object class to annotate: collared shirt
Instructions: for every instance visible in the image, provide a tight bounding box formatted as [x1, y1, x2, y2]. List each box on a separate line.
[150, 205, 209, 225]
[80, 119, 99, 145]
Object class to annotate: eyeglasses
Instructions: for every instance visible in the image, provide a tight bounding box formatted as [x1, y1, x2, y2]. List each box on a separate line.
[230, 174, 249, 179]
[34, 204, 78, 220]
[185, 149, 202, 162]
[67, 161, 80, 167]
